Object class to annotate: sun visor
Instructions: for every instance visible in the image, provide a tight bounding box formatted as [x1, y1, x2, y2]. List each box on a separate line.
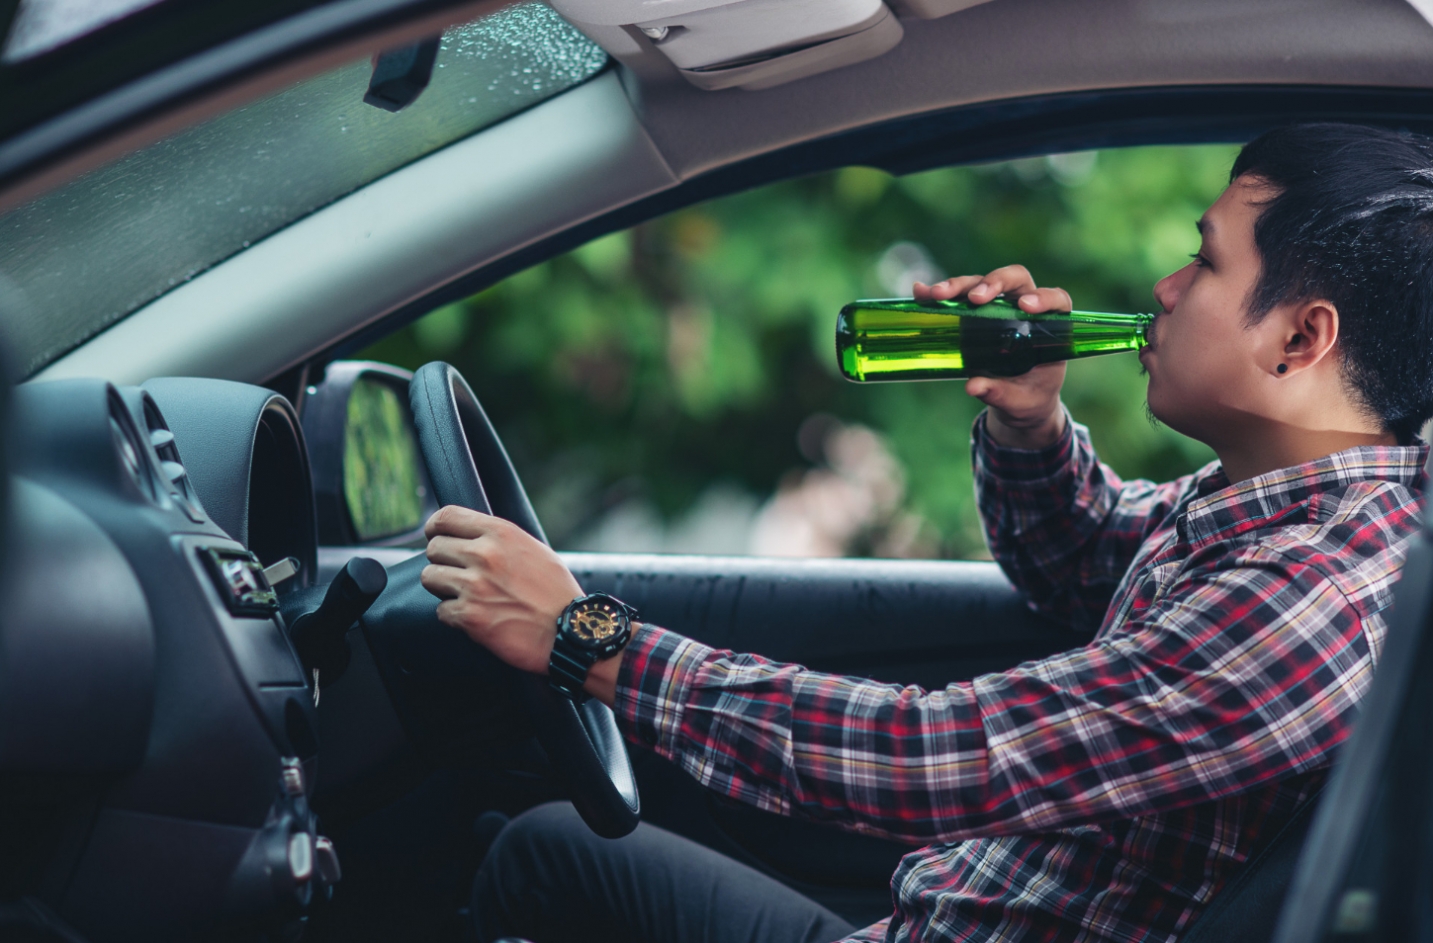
[549, 0, 904, 90]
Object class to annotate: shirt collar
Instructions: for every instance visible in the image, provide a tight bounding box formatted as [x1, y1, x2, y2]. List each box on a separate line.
[1181, 442, 1428, 547]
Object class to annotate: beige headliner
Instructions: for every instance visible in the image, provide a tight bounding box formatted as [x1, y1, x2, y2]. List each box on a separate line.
[36, 0, 1433, 386]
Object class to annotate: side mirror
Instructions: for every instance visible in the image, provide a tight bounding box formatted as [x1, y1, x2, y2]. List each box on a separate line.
[302, 361, 435, 546]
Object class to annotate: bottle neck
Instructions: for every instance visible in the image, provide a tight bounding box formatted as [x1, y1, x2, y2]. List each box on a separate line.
[1066, 309, 1155, 328]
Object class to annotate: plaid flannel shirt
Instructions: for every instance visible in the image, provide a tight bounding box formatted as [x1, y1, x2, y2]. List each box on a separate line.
[612, 410, 1426, 943]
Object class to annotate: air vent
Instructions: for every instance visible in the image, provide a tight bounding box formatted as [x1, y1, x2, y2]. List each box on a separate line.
[107, 391, 160, 502]
[142, 397, 207, 523]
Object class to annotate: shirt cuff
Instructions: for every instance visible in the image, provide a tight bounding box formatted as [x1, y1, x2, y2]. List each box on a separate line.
[613, 623, 714, 753]
[972, 405, 1078, 484]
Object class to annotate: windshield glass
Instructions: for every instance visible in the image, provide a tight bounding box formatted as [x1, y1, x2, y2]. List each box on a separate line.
[0, 1, 607, 376]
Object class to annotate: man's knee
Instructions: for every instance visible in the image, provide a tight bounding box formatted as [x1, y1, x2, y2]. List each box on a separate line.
[473, 802, 612, 943]
[485, 801, 588, 874]
[474, 804, 585, 913]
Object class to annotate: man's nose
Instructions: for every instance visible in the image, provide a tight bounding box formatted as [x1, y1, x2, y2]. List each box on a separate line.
[1152, 266, 1186, 313]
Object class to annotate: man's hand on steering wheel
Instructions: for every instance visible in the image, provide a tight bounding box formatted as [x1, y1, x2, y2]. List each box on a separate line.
[422, 506, 623, 700]
[408, 362, 640, 836]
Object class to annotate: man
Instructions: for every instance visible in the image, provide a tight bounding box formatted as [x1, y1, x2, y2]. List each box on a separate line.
[420, 123, 1433, 942]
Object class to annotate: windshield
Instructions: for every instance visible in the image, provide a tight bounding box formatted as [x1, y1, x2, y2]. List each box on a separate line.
[0, 2, 607, 376]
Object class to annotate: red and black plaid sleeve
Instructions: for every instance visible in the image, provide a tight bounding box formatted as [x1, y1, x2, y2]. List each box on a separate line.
[616, 542, 1372, 845]
[972, 408, 1213, 633]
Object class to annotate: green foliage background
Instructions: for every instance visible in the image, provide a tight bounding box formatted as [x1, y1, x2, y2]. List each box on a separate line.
[364, 145, 1237, 557]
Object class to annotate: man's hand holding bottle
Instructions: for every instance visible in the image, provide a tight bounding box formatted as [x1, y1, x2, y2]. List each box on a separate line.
[913, 263, 1069, 450]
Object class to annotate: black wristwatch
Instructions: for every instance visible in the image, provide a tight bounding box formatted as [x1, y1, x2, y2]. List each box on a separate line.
[548, 592, 638, 699]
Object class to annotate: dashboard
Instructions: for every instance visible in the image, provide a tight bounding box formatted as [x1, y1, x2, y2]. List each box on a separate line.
[0, 366, 595, 943]
[2, 377, 332, 941]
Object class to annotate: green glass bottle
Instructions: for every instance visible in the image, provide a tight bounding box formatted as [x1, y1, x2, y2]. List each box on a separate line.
[836, 297, 1153, 382]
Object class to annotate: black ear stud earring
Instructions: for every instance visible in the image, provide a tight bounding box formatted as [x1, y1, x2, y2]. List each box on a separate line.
[1277, 364, 1288, 374]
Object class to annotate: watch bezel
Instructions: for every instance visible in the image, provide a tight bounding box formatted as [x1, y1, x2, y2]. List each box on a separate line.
[557, 592, 636, 660]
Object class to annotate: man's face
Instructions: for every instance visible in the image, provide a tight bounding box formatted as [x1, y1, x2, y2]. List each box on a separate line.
[1143, 176, 1275, 446]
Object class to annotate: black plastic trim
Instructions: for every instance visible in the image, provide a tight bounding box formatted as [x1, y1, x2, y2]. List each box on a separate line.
[143, 378, 318, 589]
[0, 478, 154, 775]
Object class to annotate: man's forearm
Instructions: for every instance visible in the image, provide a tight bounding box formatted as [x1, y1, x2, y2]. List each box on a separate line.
[611, 623, 991, 844]
[605, 573, 1367, 848]
[972, 406, 1133, 631]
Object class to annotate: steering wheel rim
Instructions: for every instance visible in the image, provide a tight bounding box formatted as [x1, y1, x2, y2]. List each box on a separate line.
[408, 361, 640, 839]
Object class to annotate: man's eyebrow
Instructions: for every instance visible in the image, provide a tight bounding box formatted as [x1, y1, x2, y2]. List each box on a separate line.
[1196, 217, 1212, 236]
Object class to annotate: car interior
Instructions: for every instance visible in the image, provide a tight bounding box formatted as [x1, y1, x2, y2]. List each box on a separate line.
[5, 1, 1433, 941]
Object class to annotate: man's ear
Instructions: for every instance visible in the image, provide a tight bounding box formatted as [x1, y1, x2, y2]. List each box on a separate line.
[1274, 300, 1339, 377]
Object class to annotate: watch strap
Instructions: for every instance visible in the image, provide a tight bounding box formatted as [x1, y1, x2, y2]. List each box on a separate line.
[548, 637, 598, 700]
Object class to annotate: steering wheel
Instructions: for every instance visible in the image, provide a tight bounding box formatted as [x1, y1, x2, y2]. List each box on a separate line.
[407, 361, 640, 839]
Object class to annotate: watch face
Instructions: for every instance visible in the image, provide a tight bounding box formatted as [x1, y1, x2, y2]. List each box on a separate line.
[570, 599, 625, 643]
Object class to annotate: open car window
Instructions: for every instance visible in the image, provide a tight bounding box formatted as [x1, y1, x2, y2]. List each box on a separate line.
[0, 1, 607, 375]
[362, 144, 1235, 560]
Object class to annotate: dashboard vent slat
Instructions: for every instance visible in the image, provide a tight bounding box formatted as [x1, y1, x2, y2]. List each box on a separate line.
[141, 398, 205, 523]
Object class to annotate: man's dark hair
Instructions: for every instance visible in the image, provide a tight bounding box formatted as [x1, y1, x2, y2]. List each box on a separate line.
[1232, 123, 1433, 443]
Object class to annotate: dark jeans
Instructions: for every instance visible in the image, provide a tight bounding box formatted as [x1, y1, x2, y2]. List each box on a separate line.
[472, 802, 859, 943]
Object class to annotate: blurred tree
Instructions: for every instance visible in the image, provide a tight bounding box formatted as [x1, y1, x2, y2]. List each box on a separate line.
[362, 144, 1237, 557]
